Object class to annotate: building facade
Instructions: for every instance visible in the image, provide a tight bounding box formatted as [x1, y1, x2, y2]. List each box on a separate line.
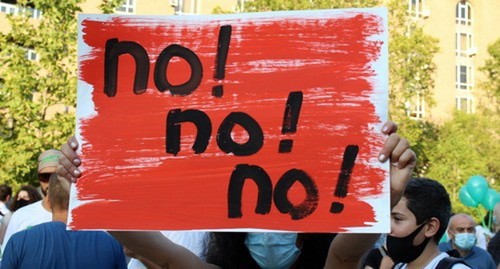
[405, 0, 499, 122]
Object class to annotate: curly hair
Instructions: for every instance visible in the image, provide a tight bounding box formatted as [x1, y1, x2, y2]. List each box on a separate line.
[9, 185, 42, 211]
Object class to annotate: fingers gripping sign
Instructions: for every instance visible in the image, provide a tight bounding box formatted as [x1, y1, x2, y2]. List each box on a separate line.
[378, 122, 416, 208]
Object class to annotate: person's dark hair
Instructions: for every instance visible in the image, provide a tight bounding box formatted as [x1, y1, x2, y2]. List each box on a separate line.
[9, 185, 42, 211]
[203, 232, 255, 268]
[0, 184, 12, 202]
[483, 210, 494, 231]
[203, 232, 336, 269]
[48, 173, 69, 211]
[404, 177, 451, 242]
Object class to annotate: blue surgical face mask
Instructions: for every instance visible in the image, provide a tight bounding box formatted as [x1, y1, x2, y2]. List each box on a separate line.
[452, 232, 476, 251]
[244, 232, 301, 269]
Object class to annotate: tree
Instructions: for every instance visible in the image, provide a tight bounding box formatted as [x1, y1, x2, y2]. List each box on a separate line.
[477, 39, 500, 185]
[386, 0, 439, 117]
[479, 38, 500, 113]
[425, 111, 499, 220]
[384, 0, 440, 177]
[213, 0, 379, 14]
[0, 0, 122, 188]
[422, 39, 500, 221]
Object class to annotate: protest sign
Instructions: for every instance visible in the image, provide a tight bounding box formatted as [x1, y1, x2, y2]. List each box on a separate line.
[71, 8, 389, 232]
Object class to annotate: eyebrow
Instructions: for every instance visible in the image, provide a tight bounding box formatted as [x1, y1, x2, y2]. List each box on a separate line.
[391, 212, 405, 217]
[455, 225, 475, 229]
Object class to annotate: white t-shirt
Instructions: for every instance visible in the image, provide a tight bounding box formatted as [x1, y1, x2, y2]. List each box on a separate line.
[0, 203, 10, 222]
[1, 200, 52, 256]
[127, 231, 208, 269]
[394, 253, 470, 269]
[474, 225, 491, 250]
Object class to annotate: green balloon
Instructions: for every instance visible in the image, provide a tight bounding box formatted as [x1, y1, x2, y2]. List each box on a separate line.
[465, 175, 489, 202]
[481, 189, 500, 210]
[459, 186, 479, 207]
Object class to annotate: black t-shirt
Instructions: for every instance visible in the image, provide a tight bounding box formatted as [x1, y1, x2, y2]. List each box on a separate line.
[363, 248, 383, 268]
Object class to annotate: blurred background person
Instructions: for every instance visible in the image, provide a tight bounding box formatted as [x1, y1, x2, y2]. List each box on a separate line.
[0, 185, 12, 220]
[1, 174, 127, 268]
[0, 185, 41, 250]
[439, 213, 496, 269]
[36, 149, 62, 198]
[487, 202, 500, 267]
[8, 185, 41, 212]
[0, 149, 62, 255]
[494, 203, 500, 234]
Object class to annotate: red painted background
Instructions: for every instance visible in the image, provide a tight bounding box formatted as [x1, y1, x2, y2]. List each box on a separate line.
[72, 10, 388, 232]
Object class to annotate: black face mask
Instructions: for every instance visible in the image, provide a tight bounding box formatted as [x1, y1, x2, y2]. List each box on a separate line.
[386, 222, 431, 264]
[15, 199, 31, 210]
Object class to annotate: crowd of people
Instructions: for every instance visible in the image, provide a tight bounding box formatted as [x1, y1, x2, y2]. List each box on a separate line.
[0, 121, 497, 269]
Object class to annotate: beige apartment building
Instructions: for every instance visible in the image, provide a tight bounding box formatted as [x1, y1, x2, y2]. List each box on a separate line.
[405, 0, 499, 122]
[0, 0, 499, 122]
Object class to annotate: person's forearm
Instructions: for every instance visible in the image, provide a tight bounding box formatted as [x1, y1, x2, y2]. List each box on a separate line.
[135, 255, 163, 269]
[324, 233, 380, 269]
[110, 231, 218, 269]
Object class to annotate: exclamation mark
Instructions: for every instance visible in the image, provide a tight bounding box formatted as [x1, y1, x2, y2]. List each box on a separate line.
[279, 91, 303, 153]
[330, 145, 359, 213]
[212, 25, 232, 98]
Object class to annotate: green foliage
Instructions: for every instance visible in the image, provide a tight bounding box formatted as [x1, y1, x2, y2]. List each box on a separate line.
[426, 39, 500, 221]
[244, 0, 378, 11]
[100, 0, 125, 14]
[479, 39, 500, 113]
[425, 111, 499, 220]
[0, 0, 119, 189]
[212, 5, 235, 14]
[396, 117, 438, 177]
[214, 0, 379, 16]
[387, 0, 439, 119]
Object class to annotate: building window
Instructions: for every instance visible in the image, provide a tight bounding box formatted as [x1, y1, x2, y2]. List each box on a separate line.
[237, 0, 246, 12]
[28, 8, 42, 19]
[456, 64, 474, 91]
[456, 97, 473, 113]
[0, 2, 42, 19]
[405, 94, 425, 119]
[408, 0, 429, 18]
[455, 32, 475, 56]
[0, 2, 17, 15]
[116, 0, 135, 14]
[173, 0, 200, 15]
[456, 1, 472, 25]
[25, 49, 39, 61]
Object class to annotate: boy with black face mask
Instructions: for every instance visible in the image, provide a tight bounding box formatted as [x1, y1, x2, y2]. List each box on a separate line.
[386, 178, 470, 269]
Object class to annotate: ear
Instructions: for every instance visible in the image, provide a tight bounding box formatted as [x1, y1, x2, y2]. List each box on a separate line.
[424, 217, 440, 238]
